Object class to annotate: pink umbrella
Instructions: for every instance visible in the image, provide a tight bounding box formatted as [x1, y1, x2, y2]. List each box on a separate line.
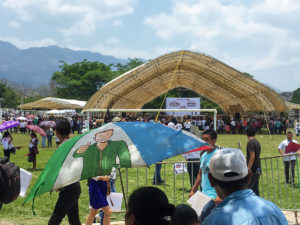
[26, 125, 46, 136]
[26, 115, 36, 119]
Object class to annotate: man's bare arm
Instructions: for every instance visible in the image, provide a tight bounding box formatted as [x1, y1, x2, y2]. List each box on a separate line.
[188, 169, 202, 198]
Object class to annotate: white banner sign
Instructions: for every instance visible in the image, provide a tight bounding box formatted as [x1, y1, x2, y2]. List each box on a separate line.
[174, 163, 187, 175]
[166, 98, 200, 116]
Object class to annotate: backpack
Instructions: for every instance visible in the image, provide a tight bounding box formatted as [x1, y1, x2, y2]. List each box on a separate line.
[0, 157, 21, 204]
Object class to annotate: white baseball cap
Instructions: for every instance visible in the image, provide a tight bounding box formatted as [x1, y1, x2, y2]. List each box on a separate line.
[209, 148, 248, 182]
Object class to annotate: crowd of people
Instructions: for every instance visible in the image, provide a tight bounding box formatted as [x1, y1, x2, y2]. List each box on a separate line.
[1, 111, 299, 224]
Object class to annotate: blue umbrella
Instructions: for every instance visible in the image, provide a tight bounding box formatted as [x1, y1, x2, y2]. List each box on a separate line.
[0, 121, 20, 132]
[24, 122, 211, 206]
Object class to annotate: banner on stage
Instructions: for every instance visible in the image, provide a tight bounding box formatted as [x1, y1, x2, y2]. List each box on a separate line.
[166, 98, 200, 116]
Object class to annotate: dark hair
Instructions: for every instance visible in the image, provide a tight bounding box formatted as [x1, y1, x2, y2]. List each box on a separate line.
[31, 132, 37, 138]
[202, 129, 217, 140]
[3, 131, 10, 138]
[246, 127, 256, 137]
[127, 187, 175, 225]
[213, 174, 249, 189]
[287, 131, 293, 135]
[56, 119, 71, 136]
[170, 204, 198, 225]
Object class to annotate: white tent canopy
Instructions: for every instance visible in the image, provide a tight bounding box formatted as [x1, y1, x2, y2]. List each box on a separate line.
[18, 97, 86, 109]
[45, 109, 76, 114]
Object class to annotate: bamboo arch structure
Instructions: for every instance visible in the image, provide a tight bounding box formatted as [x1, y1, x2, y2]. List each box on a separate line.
[83, 50, 287, 114]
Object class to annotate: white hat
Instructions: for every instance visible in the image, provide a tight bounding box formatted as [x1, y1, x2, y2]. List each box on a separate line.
[209, 148, 248, 182]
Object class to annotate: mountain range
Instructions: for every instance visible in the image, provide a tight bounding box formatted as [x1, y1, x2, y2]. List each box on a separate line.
[0, 40, 128, 86]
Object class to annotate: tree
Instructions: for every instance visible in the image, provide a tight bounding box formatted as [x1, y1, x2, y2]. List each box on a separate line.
[52, 60, 115, 100]
[243, 72, 253, 78]
[0, 82, 19, 108]
[115, 58, 144, 75]
[291, 88, 300, 104]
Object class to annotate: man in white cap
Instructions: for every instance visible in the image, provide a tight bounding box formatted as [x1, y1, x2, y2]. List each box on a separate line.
[202, 148, 288, 225]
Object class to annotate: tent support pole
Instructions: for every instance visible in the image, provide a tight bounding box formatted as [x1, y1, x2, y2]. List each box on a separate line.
[214, 111, 217, 131]
[87, 112, 90, 131]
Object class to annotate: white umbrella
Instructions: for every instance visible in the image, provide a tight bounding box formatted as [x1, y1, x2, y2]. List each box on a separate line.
[17, 117, 27, 121]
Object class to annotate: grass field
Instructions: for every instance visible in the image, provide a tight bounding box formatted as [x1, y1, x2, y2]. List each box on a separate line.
[0, 130, 299, 224]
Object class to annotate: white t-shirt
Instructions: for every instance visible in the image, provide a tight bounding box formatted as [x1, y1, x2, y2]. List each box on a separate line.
[295, 122, 300, 134]
[175, 123, 182, 131]
[184, 121, 191, 129]
[278, 139, 298, 161]
[231, 120, 236, 126]
[29, 137, 38, 148]
[2, 137, 13, 150]
[168, 122, 175, 129]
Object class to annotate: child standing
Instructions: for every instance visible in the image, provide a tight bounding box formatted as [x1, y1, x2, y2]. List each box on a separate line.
[85, 176, 112, 225]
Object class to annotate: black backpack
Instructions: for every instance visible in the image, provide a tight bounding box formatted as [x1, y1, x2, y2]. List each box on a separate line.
[0, 157, 21, 204]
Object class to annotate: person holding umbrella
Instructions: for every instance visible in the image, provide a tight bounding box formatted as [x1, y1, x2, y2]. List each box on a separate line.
[27, 132, 39, 169]
[48, 119, 81, 225]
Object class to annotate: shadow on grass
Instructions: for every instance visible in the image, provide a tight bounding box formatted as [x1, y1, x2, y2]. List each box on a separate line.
[178, 187, 191, 192]
[26, 168, 44, 172]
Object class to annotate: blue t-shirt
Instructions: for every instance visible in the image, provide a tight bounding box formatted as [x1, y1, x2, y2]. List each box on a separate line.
[202, 189, 288, 225]
[200, 149, 217, 199]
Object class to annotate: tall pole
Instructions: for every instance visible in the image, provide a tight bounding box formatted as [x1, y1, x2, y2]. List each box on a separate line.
[213, 110, 217, 131]
[0, 98, 3, 123]
[87, 112, 90, 131]
[20, 95, 24, 117]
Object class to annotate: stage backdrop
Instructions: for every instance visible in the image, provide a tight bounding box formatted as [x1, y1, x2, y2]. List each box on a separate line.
[166, 98, 200, 116]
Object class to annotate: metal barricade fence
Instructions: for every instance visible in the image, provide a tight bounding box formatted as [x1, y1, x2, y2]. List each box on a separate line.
[119, 154, 300, 209]
[260, 153, 300, 210]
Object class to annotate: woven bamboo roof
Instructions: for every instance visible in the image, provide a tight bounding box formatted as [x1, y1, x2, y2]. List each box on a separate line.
[83, 50, 287, 114]
[286, 101, 300, 110]
[18, 97, 86, 110]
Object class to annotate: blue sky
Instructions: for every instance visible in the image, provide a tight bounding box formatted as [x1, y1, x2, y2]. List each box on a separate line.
[0, 0, 299, 92]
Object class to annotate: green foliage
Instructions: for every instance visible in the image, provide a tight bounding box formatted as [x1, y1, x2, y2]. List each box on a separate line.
[51, 58, 145, 101]
[291, 88, 300, 104]
[243, 72, 254, 78]
[52, 60, 115, 100]
[0, 81, 19, 108]
[23, 96, 42, 104]
[115, 58, 144, 75]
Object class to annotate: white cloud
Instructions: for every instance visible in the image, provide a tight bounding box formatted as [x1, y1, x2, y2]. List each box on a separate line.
[144, 0, 300, 72]
[106, 38, 121, 45]
[1, 0, 137, 37]
[8, 21, 21, 28]
[2, 0, 37, 21]
[112, 20, 123, 26]
[0, 36, 57, 49]
[92, 43, 151, 59]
